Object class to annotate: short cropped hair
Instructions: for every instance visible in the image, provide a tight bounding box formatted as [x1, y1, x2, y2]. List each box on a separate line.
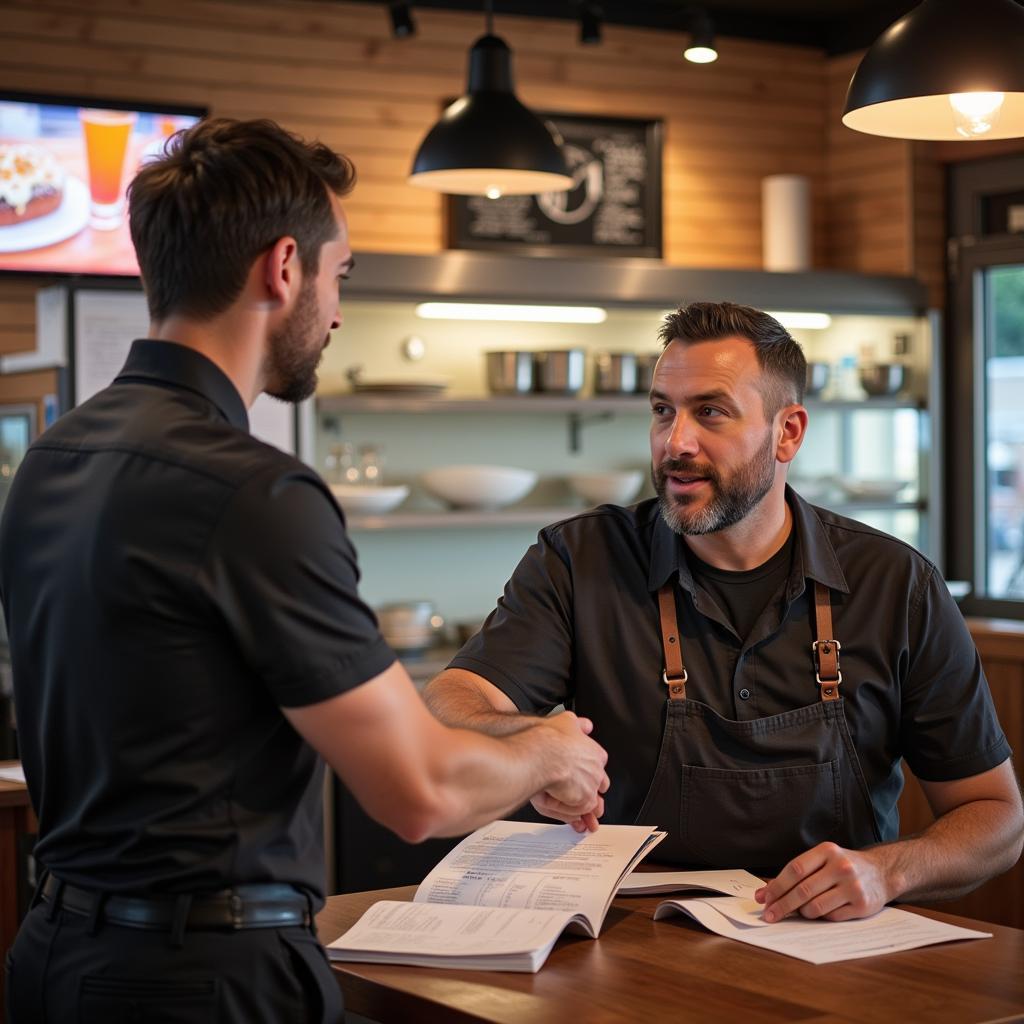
[658, 301, 807, 415]
[128, 117, 356, 322]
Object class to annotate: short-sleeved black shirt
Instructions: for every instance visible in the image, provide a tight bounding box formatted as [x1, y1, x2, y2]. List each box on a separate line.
[450, 491, 1012, 840]
[0, 340, 395, 899]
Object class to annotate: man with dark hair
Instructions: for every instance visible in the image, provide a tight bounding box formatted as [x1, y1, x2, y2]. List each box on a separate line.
[425, 301, 1023, 923]
[0, 118, 608, 1023]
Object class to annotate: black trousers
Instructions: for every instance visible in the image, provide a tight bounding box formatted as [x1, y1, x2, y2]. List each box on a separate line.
[5, 902, 344, 1023]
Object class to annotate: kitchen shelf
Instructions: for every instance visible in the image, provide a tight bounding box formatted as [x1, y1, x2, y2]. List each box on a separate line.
[347, 507, 577, 531]
[318, 393, 925, 415]
[345, 499, 925, 532]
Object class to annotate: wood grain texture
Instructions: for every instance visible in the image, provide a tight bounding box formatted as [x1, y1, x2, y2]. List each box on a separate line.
[0, 0, 941, 356]
[897, 620, 1024, 929]
[318, 886, 1024, 1024]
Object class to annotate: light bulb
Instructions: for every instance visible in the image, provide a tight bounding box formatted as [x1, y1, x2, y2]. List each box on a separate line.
[485, 185, 503, 199]
[684, 45, 718, 64]
[949, 92, 1005, 138]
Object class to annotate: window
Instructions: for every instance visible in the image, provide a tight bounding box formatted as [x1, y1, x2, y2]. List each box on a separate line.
[949, 156, 1024, 616]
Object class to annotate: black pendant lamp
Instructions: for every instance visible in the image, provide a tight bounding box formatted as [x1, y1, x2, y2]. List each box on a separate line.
[843, 0, 1024, 141]
[408, 1, 572, 197]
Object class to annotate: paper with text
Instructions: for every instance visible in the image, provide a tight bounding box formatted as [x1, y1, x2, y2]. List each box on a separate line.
[414, 820, 665, 934]
[618, 869, 762, 898]
[654, 898, 991, 964]
[328, 900, 573, 972]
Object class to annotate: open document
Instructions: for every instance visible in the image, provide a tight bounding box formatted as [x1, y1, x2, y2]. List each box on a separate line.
[654, 896, 991, 964]
[617, 868, 763, 897]
[328, 820, 665, 972]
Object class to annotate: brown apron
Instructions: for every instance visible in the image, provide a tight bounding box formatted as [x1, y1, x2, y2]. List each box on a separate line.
[634, 580, 882, 875]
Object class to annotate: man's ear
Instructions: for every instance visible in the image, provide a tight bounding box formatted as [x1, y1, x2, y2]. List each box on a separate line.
[263, 236, 300, 306]
[775, 405, 808, 465]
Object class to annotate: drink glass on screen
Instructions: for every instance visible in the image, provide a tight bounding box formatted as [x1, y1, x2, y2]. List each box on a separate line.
[79, 108, 137, 230]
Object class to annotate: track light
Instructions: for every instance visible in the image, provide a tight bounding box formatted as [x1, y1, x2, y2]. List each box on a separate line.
[579, 4, 602, 46]
[684, 7, 718, 64]
[408, 0, 572, 196]
[388, 1, 416, 39]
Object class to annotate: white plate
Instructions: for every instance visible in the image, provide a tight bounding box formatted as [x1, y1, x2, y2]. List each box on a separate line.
[0, 177, 89, 253]
[351, 378, 449, 397]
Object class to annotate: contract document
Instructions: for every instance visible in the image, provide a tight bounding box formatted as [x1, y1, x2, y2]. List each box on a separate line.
[328, 820, 665, 972]
[654, 896, 992, 964]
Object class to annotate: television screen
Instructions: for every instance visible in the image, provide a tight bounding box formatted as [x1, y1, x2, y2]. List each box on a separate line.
[0, 92, 204, 276]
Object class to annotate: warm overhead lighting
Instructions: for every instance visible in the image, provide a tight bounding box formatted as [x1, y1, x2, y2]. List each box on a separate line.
[684, 8, 718, 64]
[415, 302, 608, 324]
[388, 1, 416, 39]
[766, 312, 833, 330]
[408, 0, 573, 196]
[843, 0, 1024, 141]
[579, 3, 602, 45]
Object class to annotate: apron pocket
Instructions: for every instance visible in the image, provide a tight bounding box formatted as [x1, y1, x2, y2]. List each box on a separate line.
[681, 759, 842, 874]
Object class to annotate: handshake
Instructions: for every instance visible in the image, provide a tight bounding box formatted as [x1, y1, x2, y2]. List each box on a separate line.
[529, 710, 610, 833]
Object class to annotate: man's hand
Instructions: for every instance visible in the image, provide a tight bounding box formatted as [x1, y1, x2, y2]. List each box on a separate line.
[531, 712, 609, 833]
[755, 842, 895, 922]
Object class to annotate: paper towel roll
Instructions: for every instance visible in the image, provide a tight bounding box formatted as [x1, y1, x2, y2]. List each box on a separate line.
[762, 174, 811, 272]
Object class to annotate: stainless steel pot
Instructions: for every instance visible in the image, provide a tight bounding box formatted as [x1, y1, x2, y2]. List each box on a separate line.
[859, 363, 906, 396]
[634, 353, 661, 394]
[485, 351, 534, 394]
[377, 601, 444, 655]
[534, 349, 585, 394]
[594, 352, 638, 394]
[805, 362, 829, 397]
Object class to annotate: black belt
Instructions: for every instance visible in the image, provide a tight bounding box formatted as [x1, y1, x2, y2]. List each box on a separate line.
[40, 875, 312, 933]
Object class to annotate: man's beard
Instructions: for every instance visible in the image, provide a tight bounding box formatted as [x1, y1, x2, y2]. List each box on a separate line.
[264, 276, 327, 404]
[653, 427, 777, 536]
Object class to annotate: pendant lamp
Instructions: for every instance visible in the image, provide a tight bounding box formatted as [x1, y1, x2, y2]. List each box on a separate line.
[842, 0, 1024, 141]
[408, 1, 572, 197]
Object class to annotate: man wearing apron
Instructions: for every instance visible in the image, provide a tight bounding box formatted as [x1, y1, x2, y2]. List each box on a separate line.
[425, 301, 1023, 924]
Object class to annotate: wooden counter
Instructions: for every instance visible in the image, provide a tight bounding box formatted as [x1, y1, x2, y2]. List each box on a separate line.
[0, 762, 35, 1020]
[896, 619, 1024, 928]
[318, 885, 1024, 1024]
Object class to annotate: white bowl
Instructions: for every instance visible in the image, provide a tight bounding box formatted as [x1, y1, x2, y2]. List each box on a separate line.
[568, 471, 644, 506]
[836, 478, 909, 501]
[329, 483, 409, 514]
[420, 465, 538, 510]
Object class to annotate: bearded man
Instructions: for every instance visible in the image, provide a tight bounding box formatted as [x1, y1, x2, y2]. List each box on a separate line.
[424, 301, 1023, 925]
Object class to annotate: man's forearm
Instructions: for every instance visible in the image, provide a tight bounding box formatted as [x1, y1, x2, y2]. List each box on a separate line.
[423, 677, 535, 736]
[876, 797, 1024, 904]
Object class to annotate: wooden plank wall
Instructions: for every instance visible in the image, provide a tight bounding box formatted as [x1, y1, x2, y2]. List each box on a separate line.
[0, 0, 947, 364]
[824, 53, 912, 279]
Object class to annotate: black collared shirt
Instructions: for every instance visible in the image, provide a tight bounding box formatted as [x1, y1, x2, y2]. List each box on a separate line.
[450, 491, 1011, 839]
[0, 340, 394, 897]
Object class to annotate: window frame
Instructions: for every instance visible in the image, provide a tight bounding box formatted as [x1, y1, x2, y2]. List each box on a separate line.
[947, 154, 1024, 618]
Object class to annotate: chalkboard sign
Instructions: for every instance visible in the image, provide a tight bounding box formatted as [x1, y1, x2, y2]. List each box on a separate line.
[446, 113, 663, 259]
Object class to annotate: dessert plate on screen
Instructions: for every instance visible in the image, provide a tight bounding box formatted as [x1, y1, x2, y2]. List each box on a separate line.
[0, 177, 89, 253]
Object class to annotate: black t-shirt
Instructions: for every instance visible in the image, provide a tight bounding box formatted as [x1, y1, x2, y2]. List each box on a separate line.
[449, 494, 1011, 839]
[0, 340, 395, 899]
[687, 530, 795, 643]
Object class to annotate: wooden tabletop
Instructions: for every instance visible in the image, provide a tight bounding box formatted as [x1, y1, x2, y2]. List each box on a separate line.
[317, 886, 1024, 1024]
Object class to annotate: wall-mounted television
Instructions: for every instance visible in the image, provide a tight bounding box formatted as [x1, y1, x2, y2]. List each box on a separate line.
[0, 91, 205, 277]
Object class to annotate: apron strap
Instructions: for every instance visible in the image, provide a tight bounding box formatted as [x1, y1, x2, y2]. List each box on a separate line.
[657, 584, 688, 700]
[812, 581, 842, 702]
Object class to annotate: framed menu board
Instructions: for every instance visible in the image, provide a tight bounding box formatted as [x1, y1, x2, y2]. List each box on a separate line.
[446, 113, 663, 259]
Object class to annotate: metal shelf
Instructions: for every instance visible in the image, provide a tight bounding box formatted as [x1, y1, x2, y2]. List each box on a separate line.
[346, 499, 925, 532]
[347, 507, 577, 531]
[318, 393, 926, 415]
